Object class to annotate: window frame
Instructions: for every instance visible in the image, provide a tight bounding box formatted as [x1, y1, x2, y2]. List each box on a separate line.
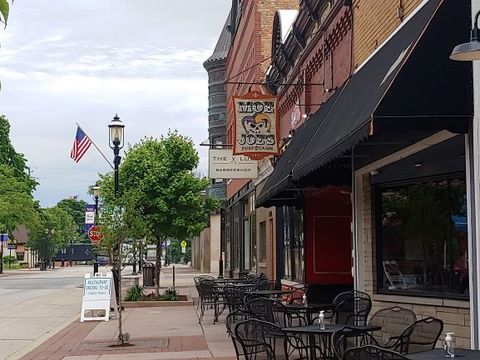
[373, 172, 468, 300]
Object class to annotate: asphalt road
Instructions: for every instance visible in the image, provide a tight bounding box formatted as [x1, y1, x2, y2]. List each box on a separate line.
[0, 266, 92, 360]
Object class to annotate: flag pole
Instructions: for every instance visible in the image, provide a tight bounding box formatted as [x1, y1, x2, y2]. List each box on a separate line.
[76, 123, 114, 170]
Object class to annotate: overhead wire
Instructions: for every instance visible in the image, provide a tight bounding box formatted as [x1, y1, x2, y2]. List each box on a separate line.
[224, 6, 334, 90]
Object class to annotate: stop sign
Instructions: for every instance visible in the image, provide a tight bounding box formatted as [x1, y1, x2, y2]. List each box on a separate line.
[87, 225, 103, 243]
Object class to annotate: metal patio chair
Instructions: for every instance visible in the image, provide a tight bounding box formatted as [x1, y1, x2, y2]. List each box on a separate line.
[368, 306, 416, 349]
[342, 345, 409, 360]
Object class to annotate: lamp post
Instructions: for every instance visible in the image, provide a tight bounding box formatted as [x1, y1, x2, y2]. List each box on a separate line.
[92, 185, 100, 275]
[109, 114, 124, 198]
[108, 114, 126, 345]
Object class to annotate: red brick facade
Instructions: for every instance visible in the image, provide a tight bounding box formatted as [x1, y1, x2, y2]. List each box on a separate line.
[226, 0, 298, 200]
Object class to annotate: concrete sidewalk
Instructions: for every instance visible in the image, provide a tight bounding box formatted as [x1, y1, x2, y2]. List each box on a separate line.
[18, 267, 236, 360]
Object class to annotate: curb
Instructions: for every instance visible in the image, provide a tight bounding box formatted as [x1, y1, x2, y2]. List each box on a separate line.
[7, 314, 82, 360]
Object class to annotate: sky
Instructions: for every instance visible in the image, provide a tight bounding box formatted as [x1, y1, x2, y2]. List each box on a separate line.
[0, 0, 231, 207]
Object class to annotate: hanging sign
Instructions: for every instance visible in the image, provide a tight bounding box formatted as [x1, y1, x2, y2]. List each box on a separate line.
[209, 149, 258, 179]
[233, 90, 279, 160]
[85, 204, 96, 225]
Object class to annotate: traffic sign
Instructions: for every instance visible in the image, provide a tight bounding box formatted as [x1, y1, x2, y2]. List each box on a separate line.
[7, 244, 16, 250]
[181, 240, 187, 254]
[88, 226, 103, 243]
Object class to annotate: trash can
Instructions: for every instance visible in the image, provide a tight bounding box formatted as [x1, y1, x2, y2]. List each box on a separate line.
[143, 263, 155, 287]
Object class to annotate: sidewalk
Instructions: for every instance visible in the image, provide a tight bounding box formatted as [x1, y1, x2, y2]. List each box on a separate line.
[17, 267, 236, 360]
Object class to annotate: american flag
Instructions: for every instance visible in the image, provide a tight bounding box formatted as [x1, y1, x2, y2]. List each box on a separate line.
[70, 126, 92, 162]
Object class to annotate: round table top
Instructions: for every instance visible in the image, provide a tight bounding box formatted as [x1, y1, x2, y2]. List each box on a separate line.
[249, 289, 287, 295]
[283, 302, 333, 311]
[407, 348, 480, 359]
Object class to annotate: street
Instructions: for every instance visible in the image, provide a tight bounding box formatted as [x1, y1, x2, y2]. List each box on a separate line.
[0, 266, 91, 360]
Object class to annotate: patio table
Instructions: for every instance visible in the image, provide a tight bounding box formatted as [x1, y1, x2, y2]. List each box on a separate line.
[408, 348, 480, 359]
[282, 323, 381, 359]
[249, 289, 289, 297]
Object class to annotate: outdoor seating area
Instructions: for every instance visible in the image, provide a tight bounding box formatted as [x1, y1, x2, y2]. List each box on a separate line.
[195, 277, 476, 359]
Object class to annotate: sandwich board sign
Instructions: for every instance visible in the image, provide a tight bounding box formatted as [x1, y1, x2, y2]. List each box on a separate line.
[80, 272, 115, 322]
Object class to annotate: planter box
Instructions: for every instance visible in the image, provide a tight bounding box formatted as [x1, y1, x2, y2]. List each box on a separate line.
[123, 294, 192, 308]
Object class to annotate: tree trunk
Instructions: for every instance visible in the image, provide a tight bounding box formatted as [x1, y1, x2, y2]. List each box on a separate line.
[155, 239, 162, 297]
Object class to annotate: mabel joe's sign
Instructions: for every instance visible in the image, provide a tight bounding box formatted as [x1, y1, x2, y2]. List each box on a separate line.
[233, 90, 279, 160]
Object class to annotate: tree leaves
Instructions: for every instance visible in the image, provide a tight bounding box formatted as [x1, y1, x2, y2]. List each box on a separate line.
[0, 164, 40, 236]
[96, 131, 219, 295]
[0, 116, 37, 193]
[0, 0, 9, 28]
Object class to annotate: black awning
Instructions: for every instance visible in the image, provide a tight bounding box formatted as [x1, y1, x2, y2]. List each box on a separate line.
[256, 0, 472, 207]
[255, 87, 344, 208]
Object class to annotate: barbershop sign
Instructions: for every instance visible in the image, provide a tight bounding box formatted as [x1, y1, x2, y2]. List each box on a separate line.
[233, 91, 279, 160]
[209, 149, 258, 179]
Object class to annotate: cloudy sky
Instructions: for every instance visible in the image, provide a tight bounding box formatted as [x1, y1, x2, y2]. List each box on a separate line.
[0, 0, 231, 207]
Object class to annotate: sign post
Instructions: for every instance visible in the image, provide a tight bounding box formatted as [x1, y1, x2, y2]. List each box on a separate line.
[0, 233, 8, 274]
[7, 240, 16, 269]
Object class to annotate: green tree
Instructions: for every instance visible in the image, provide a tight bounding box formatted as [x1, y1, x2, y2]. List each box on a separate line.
[0, 116, 37, 193]
[119, 132, 218, 295]
[0, 164, 40, 238]
[56, 198, 88, 241]
[27, 206, 79, 265]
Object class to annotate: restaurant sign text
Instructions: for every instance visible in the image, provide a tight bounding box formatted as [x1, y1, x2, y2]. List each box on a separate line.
[233, 90, 279, 160]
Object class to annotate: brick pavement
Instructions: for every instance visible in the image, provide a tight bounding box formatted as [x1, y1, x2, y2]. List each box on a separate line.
[17, 267, 236, 360]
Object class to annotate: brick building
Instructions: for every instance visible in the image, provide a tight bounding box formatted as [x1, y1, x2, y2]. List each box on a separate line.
[257, 0, 475, 348]
[224, 0, 298, 279]
[207, 0, 480, 348]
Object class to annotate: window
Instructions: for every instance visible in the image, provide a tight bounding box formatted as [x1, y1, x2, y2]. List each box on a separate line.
[259, 221, 267, 264]
[244, 217, 250, 270]
[282, 206, 305, 282]
[376, 176, 468, 299]
[225, 220, 231, 271]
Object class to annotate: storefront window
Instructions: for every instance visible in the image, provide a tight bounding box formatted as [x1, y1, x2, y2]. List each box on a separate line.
[282, 206, 305, 282]
[225, 221, 231, 271]
[244, 218, 250, 270]
[376, 176, 468, 299]
[259, 221, 267, 264]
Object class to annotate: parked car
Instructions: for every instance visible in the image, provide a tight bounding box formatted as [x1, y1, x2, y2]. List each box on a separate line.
[96, 256, 110, 266]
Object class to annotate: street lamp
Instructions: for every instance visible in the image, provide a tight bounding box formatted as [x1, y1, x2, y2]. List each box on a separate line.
[450, 10, 480, 61]
[109, 114, 125, 198]
[92, 185, 101, 275]
[93, 186, 100, 217]
[108, 114, 126, 344]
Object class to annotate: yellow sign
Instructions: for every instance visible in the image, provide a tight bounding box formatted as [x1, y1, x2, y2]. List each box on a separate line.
[181, 240, 187, 248]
